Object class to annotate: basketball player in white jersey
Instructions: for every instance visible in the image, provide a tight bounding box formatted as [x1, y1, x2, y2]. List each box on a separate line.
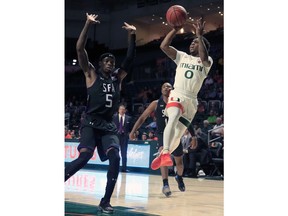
[151, 18, 213, 170]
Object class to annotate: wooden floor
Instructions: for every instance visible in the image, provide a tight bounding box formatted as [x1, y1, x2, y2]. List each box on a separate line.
[65, 169, 223, 216]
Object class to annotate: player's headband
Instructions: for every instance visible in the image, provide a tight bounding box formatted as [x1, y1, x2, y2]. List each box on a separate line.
[99, 53, 115, 61]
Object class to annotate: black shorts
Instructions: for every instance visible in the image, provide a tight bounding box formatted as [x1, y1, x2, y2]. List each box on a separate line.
[78, 125, 120, 162]
[157, 133, 183, 157]
[82, 114, 118, 132]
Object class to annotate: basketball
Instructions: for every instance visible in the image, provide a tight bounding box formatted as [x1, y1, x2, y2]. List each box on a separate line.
[166, 5, 188, 27]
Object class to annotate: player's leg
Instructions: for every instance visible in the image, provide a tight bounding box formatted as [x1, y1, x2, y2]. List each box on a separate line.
[168, 121, 187, 154]
[151, 104, 183, 170]
[159, 135, 172, 197]
[160, 166, 172, 197]
[168, 102, 197, 156]
[163, 106, 182, 153]
[98, 134, 120, 214]
[172, 143, 185, 192]
[65, 126, 95, 182]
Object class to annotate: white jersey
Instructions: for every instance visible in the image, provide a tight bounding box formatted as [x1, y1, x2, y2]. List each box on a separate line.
[173, 51, 213, 98]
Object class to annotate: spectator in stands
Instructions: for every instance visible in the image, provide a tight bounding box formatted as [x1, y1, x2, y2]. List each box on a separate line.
[136, 86, 152, 104]
[194, 98, 207, 123]
[132, 105, 145, 122]
[145, 116, 157, 131]
[207, 110, 217, 124]
[65, 107, 71, 126]
[70, 111, 81, 131]
[197, 99, 206, 114]
[208, 100, 221, 114]
[204, 75, 214, 87]
[196, 120, 213, 145]
[65, 129, 72, 139]
[207, 87, 217, 99]
[135, 130, 140, 140]
[70, 130, 76, 139]
[211, 117, 224, 145]
[141, 132, 148, 141]
[217, 87, 223, 101]
[181, 128, 192, 170]
[147, 131, 158, 141]
[182, 124, 213, 178]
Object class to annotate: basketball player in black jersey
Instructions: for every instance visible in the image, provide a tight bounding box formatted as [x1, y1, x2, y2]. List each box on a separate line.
[129, 83, 186, 197]
[65, 13, 136, 214]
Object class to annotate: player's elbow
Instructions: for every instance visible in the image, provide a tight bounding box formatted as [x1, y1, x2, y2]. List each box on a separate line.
[160, 43, 166, 51]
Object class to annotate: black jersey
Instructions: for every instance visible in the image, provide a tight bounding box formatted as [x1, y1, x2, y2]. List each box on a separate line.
[155, 96, 168, 134]
[85, 71, 120, 122]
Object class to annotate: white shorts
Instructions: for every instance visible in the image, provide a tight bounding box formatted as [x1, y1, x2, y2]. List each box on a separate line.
[165, 89, 198, 122]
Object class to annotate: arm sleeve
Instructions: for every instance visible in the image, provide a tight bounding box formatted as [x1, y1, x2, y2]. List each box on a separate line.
[187, 123, 196, 137]
[120, 34, 136, 72]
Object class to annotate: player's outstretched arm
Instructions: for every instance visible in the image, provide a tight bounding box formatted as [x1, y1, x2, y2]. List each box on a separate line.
[129, 100, 157, 140]
[76, 13, 100, 78]
[118, 22, 137, 81]
[192, 18, 211, 67]
[160, 27, 181, 60]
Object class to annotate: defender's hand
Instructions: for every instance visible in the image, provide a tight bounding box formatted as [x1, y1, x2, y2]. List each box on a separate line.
[122, 22, 136, 33]
[86, 13, 100, 24]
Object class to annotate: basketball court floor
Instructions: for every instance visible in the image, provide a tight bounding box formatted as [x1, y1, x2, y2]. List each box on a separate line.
[65, 169, 223, 216]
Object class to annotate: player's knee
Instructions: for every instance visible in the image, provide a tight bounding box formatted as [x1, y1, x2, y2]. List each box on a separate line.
[107, 147, 120, 166]
[78, 150, 93, 163]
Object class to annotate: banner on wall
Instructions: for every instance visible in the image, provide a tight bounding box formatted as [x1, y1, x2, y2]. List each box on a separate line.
[64, 141, 151, 168]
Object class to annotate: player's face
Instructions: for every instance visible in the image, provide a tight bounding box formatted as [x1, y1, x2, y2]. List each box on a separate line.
[161, 83, 172, 96]
[100, 57, 115, 73]
[189, 38, 199, 55]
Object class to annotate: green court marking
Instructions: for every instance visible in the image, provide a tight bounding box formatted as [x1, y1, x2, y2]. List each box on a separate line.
[65, 201, 160, 216]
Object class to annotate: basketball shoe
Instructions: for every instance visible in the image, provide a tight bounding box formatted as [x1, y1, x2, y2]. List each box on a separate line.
[151, 152, 173, 170]
[98, 198, 114, 214]
[162, 185, 172, 197]
[175, 174, 185, 192]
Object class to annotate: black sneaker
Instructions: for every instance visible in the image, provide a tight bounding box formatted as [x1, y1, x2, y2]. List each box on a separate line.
[175, 175, 185, 192]
[98, 199, 114, 214]
[162, 185, 172, 197]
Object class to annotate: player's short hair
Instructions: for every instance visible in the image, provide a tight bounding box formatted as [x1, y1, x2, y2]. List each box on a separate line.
[99, 53, 115, 62]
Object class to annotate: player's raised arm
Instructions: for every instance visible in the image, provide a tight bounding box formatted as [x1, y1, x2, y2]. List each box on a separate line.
[160, 27, 181, 61]
[118, 22, 137, 81]
[192, 18, 211, 67]
[76, 13, 100, 82]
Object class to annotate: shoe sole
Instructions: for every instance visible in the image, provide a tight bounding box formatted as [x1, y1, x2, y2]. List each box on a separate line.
[151, 156, 161, 170]
[151, 154, 173, 170]
[178, 186, 185, 192]
[98, 206, 114, 214]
